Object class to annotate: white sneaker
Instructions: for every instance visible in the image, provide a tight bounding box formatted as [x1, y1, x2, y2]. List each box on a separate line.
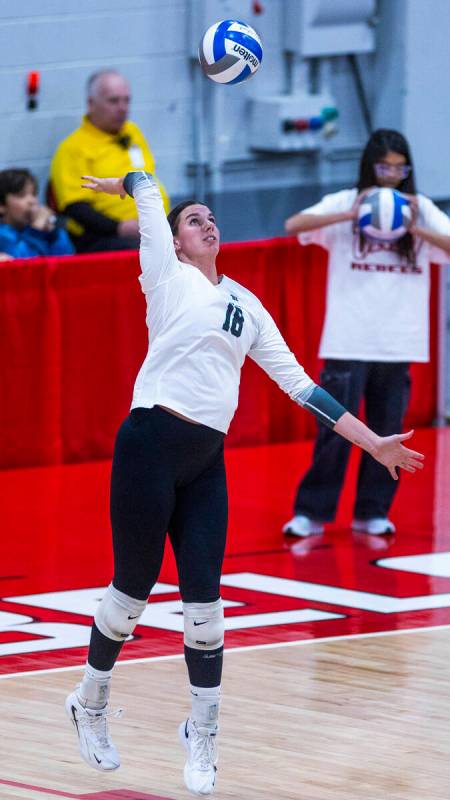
[178, 718, 218, 795]
[352, 517, 396, 535]
[65, 689, 121, 771]
[282, 515, 324, 537]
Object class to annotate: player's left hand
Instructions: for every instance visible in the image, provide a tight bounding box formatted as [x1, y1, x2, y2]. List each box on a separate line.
[81, 176, 126, 198]
[399, 192, 419, 230]
[373, 430, 425, 480]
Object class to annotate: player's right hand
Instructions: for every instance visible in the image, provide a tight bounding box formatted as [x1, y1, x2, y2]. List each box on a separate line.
[81, 176, 126, 198]
[348, 187, 376, 221]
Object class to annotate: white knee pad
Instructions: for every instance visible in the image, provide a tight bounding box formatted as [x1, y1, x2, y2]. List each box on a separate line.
[183, 599, 224, 651]
[95, 583, 147, 642]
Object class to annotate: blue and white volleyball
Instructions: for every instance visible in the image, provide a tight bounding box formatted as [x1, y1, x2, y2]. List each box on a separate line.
[358, 188, 412, 242]
[198, 19, 263, 85]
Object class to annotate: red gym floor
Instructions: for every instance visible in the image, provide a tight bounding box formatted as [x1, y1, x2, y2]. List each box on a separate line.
[1, 426, 450, 677]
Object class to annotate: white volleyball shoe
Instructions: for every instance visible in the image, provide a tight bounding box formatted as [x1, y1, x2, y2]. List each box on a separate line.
[178, 717, 218, 795]
[352, 517, 396, 535]
[65, 688, 121, 772]
[282, 514, 324, 537]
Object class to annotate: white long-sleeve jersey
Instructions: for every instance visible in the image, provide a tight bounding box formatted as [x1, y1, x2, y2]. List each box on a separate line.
[129, 172, 315, 433]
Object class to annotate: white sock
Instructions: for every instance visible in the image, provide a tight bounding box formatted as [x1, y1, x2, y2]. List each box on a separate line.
[79, 663, 113, 710]
[190, 684, 221, 729]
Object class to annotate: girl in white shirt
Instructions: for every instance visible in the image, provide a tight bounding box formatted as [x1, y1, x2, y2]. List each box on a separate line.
[65, 170, 424, 796]
[283, 129, 450, 539]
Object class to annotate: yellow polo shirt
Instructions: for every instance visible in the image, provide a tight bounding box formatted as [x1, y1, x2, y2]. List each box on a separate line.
[50, 116, 169, 235]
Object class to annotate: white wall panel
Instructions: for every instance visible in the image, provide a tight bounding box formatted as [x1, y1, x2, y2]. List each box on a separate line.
[0, 10, 184, 65]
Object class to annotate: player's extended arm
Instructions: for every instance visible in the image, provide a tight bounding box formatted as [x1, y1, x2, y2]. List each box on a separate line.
[284, 190, 371, 235]
[304, 386, 424, 480]
[81, 173, 179, 287]
[248, 306, 425, 480]
[285, 210, 353, 235]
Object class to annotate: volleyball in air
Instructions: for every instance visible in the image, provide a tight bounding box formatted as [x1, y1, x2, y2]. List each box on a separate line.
[198, 19, 263, 85]
[358, 188, 412, 242]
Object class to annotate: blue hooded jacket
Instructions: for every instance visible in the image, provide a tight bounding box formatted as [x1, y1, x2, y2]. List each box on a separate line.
[0, 222, 74, 258]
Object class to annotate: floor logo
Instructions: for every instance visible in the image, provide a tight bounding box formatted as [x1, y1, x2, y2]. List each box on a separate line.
[2, 555, 450, 674]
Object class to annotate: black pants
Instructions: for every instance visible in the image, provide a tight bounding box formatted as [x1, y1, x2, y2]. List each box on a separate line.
[110, 407, 228, 603]
[294, 360, 411, 521]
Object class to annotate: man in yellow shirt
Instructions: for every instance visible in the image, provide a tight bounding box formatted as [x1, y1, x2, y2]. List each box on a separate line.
[50, 70, 169, 252]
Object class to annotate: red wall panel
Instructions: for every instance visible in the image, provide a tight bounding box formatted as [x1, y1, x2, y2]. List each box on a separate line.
[0, 240, 438, 468]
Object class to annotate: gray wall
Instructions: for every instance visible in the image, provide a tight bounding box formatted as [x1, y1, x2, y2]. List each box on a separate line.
[1, 0, 449, 235]
[0, 0, 193, 200]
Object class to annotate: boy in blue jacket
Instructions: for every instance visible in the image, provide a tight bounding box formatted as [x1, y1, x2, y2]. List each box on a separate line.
[0, 168, 74, 258]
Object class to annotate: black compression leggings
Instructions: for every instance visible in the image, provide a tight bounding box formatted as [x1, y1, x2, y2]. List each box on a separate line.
[110, 406, 228, 603]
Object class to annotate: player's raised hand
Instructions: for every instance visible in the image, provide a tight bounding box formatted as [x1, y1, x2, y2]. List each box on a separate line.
[373, 430, 425, 480]
[81, 176, 126, 198]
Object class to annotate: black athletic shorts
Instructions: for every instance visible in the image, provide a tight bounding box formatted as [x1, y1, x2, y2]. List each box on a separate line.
[110, 406, 228, 603]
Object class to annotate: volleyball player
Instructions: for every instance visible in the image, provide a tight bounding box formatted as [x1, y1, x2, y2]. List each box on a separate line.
[65, 171, 424, 796]
[283, 129, 450, 539]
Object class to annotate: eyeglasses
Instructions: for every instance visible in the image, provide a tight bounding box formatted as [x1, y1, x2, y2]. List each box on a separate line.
[374, 162, 412, 180]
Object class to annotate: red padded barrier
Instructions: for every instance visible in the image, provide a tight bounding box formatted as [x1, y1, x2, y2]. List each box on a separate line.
[0, 240, 438, 468]
[0, 258, 62, 466]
